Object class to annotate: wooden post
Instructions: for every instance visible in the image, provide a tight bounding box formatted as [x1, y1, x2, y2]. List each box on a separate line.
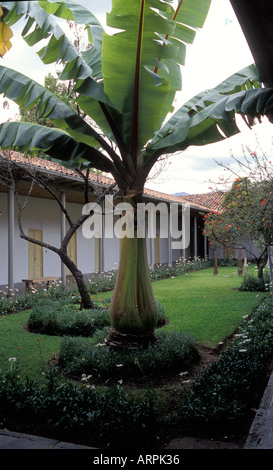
[238, 248, 243, 276]
[244, 257, 248, 274]
[214, 251, 218, 275]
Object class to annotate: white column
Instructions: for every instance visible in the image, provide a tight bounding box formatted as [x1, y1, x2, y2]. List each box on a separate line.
[60, 191, 66, 285]
[99, 200, 105, 273]
[182, 207, 187, 260]
[194, 216, 198, 259]
[8, 187, 14, 293]
[168, 207, 172, 267]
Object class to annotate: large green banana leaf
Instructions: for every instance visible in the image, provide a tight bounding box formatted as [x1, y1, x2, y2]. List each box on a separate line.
[0, 0, 117, 133]
[0, 65, 106, 148]
[0, 0, 210, 174]
[102, 0, 211, 162]
[148, 65, 263, 155]
[38, 0, 104, 79]
[0, 120, 123, 175]
[0, 64, 133, 182]
[1, 0, 273, 198]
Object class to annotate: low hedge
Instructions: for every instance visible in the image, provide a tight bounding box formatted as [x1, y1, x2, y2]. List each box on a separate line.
[0, 369, 158, 448]
[27, 298, 167, 337]
[58, 328, 199, 380]
[177, 295, 273, 433]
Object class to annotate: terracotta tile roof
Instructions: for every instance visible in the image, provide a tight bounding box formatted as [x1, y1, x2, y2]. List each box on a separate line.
[181, 192, 224, 212]
[0, 151, 217, 211]
[2, 151, 113, 187]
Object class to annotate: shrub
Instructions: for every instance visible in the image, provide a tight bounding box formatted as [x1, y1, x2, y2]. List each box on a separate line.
[58, 329, 199, 380]
[238, 272, 271, 292]
[149, 258, 212, 282]
[177, 295, 273, 433]
[27, 299, 110, 337]
[0, 283, 75, 316]
[27, 298, 166, 336]
[0, 368, 158, 448]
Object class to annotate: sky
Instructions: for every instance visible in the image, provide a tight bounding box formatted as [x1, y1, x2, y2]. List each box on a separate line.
[1, 0, 273, 195]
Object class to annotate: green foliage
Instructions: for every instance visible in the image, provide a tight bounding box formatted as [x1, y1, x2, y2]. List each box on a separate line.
[205, 176, 273, 251]
[238, 272, 271, 292]
[58, 329, 199, 381]
[149, 258, 212, 281]
[1, 271, 273, 445]
[27, 298, 166, 336]
[0, 0, 269, 189]
[1, 293, 273, 446]
[86, 271, 117, 294]
[0, 368, 158, 448]
[0, 283, 71, 315]
[27, 298, 110, 337]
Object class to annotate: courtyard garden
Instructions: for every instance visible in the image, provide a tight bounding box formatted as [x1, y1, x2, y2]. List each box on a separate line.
[0, 260, 273, 448]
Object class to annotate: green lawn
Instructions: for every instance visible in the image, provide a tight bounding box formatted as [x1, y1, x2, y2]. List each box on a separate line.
[92, 265, 268, 347]
[152, 266, 268, 347]
[0, 311, 62, 381]
[0, 266, 269, 381]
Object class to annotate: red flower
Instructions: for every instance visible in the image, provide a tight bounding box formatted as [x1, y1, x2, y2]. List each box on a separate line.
[261, 200, 266, 205]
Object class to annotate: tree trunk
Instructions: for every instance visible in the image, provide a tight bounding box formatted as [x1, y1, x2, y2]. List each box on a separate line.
[60, 252, 95, 310]
[257, 250, 268, 279]
[105, 232, 158, 348]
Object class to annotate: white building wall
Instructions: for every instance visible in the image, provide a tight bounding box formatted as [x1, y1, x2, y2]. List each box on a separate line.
[0, 192, 127, 287]
[15, 195, 61, 283]
[0, 189, 203, 288]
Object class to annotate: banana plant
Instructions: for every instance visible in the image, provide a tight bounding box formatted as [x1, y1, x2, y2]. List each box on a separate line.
[0, 0, 273, 345]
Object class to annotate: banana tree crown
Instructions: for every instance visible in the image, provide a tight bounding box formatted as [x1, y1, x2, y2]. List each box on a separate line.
[0, 0, 272, 196]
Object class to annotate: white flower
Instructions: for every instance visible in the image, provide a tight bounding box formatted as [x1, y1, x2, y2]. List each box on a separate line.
[116, 364, 124, 367]
[8, 357, 16, 362]
[179, 371, 189, 376]
[81, 374, 92, 381]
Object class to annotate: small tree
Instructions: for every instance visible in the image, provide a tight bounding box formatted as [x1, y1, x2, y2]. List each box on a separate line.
[0, 150, 117, 308]
[204, 146, 273, 278]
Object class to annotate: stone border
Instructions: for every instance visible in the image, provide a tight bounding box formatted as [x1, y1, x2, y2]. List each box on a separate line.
[245, 372, 273, 449]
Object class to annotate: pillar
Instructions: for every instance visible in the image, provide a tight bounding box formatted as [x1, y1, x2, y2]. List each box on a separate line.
[60, 191, 66, 285]
[8, 187, 14, 293]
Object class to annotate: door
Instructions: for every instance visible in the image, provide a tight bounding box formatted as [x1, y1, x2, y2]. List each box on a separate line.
[155, 233, 160, 266]
[28, 229, 43, 278]
[95, 237, 100, 273]
[66, 232, 77, 275]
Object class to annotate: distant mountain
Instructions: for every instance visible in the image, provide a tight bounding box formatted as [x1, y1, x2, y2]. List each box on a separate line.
[172, 192, 188, 196]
